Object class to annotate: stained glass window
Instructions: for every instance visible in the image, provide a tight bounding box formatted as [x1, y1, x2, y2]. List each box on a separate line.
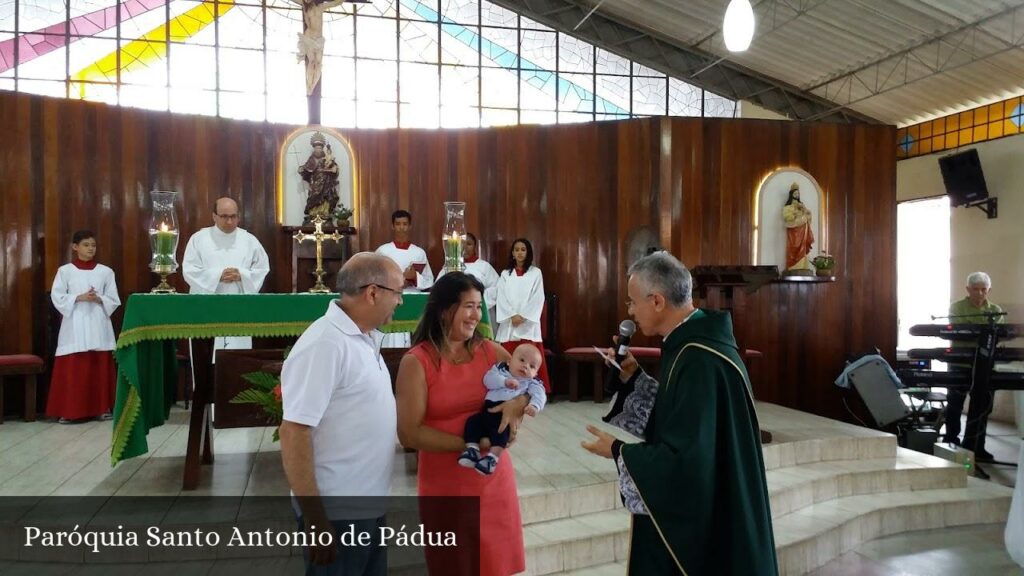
[0, 0, 732, 126]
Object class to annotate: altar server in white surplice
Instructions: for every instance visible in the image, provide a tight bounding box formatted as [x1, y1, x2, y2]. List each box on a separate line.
[495, 237, 550, 392]
[439, 232, 499, 322]
[46, 230, 120, 423]
[375, 209, 434, 347]
[183, 197, 270, 353]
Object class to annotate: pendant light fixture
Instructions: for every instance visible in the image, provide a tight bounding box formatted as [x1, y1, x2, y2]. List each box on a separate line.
[723, 0, 755, 52]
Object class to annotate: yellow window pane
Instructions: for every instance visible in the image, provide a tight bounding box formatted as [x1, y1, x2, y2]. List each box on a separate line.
[959, 110, 973, 128]
[897, 127, 907, 141]
[920, 122, 933, 138]
[946, 115, 959, 132]
[989, 121, 1004, 138]
[958, 128, 973, 144]
[1006, 119, 1021, 135]
[972, 125, 987, 142]
[989, 102, 1004, 119]
[945, 133, 959, 148]
[974, 107, 988, 125]
[932, 135, 945, 151]
[920, 138, 932, 154]
[933, 117, 946, 135]
[908, 125, 918, 139]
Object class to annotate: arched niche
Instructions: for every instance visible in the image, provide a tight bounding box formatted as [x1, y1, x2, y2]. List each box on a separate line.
[755, 168, 827, 270]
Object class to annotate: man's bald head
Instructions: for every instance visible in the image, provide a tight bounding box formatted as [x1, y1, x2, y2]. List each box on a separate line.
[212, 197, 240, 233]
[336, 253, 402, 296]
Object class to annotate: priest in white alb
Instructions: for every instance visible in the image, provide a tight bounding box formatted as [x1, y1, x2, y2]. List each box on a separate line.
[183, 197, 271, 352]
[375, 209, 434, 347]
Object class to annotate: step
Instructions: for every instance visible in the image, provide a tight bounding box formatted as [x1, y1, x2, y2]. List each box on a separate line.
[767, 447, 967, 518]
[520, 481, 621, 526]
[762, 434, 896, 471]
[774, 477, 1013, 575]
[554, 561, 628, 575]
[523, 509, 630, 575]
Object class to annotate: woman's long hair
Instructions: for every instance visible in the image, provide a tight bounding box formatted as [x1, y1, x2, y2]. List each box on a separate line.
[411, 272, 487, 363]
[505, 237, 534, 274]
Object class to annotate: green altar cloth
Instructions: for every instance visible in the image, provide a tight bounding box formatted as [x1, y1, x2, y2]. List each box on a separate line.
[111, 293, 490, 465]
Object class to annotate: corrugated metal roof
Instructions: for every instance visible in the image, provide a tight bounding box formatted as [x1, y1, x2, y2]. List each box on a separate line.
[587, 0, 1024, 125]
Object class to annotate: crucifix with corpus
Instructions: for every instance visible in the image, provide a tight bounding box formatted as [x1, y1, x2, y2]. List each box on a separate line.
[291, 0, 368, 124]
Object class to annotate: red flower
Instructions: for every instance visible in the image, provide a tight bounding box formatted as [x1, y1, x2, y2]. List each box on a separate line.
[272, 384, 282, 402]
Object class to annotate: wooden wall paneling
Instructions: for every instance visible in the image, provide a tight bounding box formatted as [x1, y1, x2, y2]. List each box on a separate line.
[0, 90, 898, 424]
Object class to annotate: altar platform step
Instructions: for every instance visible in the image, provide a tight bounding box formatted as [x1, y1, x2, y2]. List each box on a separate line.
[524, 454, 1009, 576]
[0, 401, 1014, 576]
[774, 477, 1012, 575]
[513, 403, 1013, 576]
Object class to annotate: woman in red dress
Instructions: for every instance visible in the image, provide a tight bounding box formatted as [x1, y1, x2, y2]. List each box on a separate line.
[396, 272, 530, 576]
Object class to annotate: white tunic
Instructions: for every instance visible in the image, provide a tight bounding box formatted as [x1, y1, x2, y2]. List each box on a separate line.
[375, 241, 434, 348]
[374, 241, 434, 292]
[182, 226, 270, 353]
[51, 263, 120, 356]
[182, 226, 270, 295]
[495, 266, 545, 343]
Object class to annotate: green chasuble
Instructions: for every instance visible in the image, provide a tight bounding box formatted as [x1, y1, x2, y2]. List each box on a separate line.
[620, 309, 778, 575]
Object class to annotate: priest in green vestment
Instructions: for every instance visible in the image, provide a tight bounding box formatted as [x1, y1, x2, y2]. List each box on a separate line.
[582, 252, 778, 575]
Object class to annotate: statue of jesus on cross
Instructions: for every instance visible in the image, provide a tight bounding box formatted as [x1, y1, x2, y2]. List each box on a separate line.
[292, 0, 346, 98]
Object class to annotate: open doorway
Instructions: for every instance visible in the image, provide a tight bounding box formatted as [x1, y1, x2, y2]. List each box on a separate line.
[897, 196, 951, 353]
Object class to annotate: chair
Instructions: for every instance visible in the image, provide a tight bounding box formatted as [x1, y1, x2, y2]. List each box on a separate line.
[0, 354, 45, 423]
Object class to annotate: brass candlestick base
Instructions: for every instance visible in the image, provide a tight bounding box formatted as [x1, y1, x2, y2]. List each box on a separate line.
[151, 264, 177, 294]
[308, 280, 332, 294]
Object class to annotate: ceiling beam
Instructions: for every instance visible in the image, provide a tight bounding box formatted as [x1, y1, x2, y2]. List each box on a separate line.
[803, 2, 1024, 121]
[489, 0, 883, 124]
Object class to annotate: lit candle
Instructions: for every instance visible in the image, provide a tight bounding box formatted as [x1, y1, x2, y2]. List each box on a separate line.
[156, 223, 175, 256]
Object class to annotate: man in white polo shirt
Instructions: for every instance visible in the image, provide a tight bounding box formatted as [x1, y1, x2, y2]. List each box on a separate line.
[279, 252, 404, 575]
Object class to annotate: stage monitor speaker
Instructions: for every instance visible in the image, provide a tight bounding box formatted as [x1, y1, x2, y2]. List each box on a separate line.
[847, 358, 911, 427]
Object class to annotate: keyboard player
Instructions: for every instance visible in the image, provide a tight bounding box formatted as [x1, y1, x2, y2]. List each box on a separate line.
[943, 271, 1005, 460]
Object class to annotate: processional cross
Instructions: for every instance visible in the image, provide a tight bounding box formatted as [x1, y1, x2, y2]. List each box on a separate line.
[293, 215, 344, 293]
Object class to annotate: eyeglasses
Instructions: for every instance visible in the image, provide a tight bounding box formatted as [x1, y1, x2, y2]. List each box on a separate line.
[624, 293, 655, 308]
[360, 283, 402, 295]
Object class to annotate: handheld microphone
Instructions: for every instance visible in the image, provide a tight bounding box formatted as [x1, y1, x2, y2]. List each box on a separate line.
[602, 319, 637, 422]
[603, 320, 637, 395]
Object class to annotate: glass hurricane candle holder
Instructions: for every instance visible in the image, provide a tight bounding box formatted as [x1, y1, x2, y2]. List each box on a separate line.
[148, 190, 180, 293]
[442, 201, 466, 272]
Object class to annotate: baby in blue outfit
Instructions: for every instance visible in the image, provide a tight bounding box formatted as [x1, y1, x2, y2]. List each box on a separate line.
[459, 344, 547, 475]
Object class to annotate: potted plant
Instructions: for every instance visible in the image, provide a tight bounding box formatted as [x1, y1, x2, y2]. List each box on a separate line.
[811, 253, 835, 277]
[333, 204, 353, 229]
[230, 348, 289, 441]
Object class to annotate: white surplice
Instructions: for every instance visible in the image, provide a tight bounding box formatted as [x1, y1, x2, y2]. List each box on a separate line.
[50, 263, 120, 356]
[495, 266, 544, 343]
[375, 241, 435, 348]
[182, 226, 270, 354]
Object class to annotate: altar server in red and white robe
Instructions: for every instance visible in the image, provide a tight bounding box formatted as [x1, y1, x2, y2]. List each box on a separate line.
[495, 237, 550, 392]
[375, 209, 434, 347]
[46, 230, 120, 423]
